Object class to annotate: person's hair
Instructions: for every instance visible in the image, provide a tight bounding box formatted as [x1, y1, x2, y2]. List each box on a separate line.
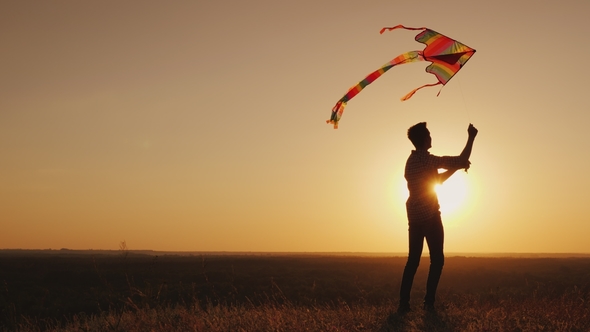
[407, 122, 429, 148]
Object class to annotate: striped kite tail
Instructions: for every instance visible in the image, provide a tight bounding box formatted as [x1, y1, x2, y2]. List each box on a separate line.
[327, 101, 346, 129]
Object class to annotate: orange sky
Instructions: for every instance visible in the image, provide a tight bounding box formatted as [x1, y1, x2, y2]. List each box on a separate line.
[2, 0, 590, 253]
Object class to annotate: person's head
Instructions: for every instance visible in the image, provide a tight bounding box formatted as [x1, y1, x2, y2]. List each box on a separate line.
[407, 122, 431, 150]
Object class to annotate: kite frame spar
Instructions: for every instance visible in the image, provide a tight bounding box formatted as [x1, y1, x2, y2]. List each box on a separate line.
[327, 24, 476, 129]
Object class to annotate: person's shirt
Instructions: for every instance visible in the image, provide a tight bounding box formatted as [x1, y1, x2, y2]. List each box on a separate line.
[404, 150, 465, 223]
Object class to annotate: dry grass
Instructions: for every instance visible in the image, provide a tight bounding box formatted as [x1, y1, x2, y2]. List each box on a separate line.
[3, 254, 590, 331]
[10, 293, 590, 332]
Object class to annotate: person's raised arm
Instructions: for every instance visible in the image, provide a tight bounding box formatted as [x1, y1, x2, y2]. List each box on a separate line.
[460, 123, 478, 162]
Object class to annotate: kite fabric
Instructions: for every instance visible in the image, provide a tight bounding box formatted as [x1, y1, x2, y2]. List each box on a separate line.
[327, 24, 476, 129]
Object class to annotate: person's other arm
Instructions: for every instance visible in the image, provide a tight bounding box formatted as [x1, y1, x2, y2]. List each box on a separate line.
[437, 168, 459, 184]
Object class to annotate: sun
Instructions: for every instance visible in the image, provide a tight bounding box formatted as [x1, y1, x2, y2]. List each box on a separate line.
[435, 171, 469, 219]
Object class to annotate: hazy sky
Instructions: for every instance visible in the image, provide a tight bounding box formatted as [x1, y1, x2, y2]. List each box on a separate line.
[2, 0, 590, 253]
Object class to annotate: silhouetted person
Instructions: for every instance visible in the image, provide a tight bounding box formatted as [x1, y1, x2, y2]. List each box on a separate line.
[397, 122, 478, 313]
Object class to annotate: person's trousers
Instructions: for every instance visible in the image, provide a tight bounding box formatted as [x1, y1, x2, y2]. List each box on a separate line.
[399, 215, 445, 306]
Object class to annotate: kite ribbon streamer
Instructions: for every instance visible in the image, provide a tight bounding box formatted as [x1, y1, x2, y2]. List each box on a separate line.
[327, 24, 476, 129]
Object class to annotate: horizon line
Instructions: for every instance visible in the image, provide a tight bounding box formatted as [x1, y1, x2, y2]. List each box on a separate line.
[1, 248, 590, 258]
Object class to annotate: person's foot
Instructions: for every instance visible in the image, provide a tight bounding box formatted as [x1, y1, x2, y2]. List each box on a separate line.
[423, 302, 436, 313]
[396, 303, 411, 314]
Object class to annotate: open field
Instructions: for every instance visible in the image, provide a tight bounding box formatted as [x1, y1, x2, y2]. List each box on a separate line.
[1, 251, 589, 331]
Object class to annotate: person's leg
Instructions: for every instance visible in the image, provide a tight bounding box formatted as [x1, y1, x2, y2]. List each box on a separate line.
[423, 215, 444, 308]
[399, 222, 425, 310]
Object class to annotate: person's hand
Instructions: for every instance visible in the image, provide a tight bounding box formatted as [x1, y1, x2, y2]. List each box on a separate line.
[468, 123, 478, 138]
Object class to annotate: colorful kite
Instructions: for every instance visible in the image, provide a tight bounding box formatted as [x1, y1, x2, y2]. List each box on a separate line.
[327, 24, 476, 129]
